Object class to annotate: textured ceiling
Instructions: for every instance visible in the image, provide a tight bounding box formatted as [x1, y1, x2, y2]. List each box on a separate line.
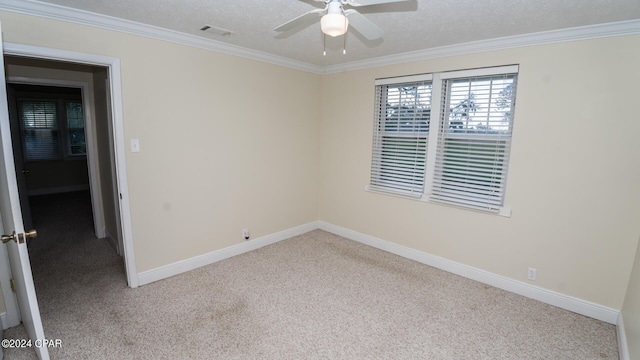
[15, 0, 640, 67]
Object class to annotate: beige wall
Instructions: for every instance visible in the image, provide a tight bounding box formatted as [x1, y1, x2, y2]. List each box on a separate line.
[0, 11, 321, 272]
[622, 236, 640, 358]
[318, 35, 640, 309]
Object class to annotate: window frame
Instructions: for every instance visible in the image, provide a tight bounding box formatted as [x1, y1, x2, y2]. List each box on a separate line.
[17, 95, 87, 162]
[64, 100, 88, 157]
[368, 65, 519, 216]
[369, 74, 433, 198]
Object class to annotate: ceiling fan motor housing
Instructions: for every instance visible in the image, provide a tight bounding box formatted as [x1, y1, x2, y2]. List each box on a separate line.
[321, 1, 349, 37]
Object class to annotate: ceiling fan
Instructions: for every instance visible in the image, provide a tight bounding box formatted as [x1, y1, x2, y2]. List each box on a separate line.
[274, 0, 408, 41]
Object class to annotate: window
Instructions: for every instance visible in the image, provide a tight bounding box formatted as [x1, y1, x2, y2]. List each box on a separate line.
[66, 101, 87, 156]
[370, 75, 432, 197]
[18, 99, 86, 161]
[369, 66, 518, 215]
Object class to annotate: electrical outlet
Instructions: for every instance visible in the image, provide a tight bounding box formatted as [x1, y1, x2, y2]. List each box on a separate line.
[242, 228, 250, 240]
[527, 268, 537, 281]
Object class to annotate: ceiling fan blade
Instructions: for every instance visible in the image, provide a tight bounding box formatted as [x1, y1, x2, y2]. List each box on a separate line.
[274, 9, 325, 32]
[344, 10, 383, 40]
[346, 0, 408, 7]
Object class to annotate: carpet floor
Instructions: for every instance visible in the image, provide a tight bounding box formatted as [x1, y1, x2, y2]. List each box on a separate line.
[3, 191, 619, 359]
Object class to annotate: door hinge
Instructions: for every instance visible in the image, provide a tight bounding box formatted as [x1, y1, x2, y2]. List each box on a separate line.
[10, 278, 15, 292]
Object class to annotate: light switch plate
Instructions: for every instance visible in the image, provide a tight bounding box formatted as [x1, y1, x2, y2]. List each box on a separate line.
[130, 139, 140, 152]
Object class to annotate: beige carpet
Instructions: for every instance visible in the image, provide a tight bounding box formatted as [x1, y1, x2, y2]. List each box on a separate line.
[4, 191, 618, 359]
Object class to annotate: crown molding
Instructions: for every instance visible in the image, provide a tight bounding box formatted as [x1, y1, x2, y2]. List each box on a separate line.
[322, 19, 640, 74]
[0, 0, 325, 74]
[0, 0, 638, 75]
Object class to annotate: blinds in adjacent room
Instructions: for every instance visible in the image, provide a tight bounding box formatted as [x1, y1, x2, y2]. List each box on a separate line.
[19, 100, 61, 161]
[18, 99, 86, 161]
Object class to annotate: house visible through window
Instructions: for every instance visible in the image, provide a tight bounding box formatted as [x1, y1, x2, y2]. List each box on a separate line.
[369, 65, 518, 215]
[16, 86, 86, 162]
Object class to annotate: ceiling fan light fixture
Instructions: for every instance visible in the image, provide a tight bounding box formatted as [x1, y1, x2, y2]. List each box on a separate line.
[321, 13, 349, 37]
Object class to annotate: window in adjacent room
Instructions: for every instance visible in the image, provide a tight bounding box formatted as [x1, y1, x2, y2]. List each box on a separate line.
[368, 65, 518, 215]
[65, 101, 87, 156]
[18, 96, 86, 162]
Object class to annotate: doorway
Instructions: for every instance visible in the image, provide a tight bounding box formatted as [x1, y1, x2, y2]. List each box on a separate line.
[5, 59, 115, 248]
[0, 45, 138, 332]
[4, 56, 123, 318]
[8, 82, 95, 234]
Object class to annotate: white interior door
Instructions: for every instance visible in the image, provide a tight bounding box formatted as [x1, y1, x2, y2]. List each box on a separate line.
[0, 24, 50, 360]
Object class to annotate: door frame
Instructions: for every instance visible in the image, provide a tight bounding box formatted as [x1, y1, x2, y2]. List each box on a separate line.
[0, 43, 138, 328]
[7, 77, 105, 240]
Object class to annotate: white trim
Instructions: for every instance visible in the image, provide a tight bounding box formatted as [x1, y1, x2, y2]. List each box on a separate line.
[440, 65, 519, 79]
[423, 72, 441, 200]
[103, 78, 124, 257]
[317, 221, 620, 324]
[0, 1, 638, 75]
[138, 222, 321, 286]
[26, 184, 89, 197]
[618, 313, 630, 360]
[107, 58, 138, 288]
[2, 42, 139, 288]
[0, 0, 322, 75]
[375, 73, 433, 85]
[323, 19, 640, 74]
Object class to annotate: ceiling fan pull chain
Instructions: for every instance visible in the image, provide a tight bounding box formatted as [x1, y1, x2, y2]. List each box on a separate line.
[343, 31, 347, 54]
[323, 33, 327, 56]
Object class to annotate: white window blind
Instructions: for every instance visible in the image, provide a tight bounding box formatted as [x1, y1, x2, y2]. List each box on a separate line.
[370, 76, 432, 197]
[431, 73, 517, 212]
[18, 99, 86, 161]
[369, 66, 518, 215]
[19, 100, 61, 161]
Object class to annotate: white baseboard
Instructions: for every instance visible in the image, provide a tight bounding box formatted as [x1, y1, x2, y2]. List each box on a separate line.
[618, 313, 630, 360]
[137, 221, 321, 286]
[136, 220, 620, 325]
[317, 221, 620, 325]
[27, 184, 89, 196]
